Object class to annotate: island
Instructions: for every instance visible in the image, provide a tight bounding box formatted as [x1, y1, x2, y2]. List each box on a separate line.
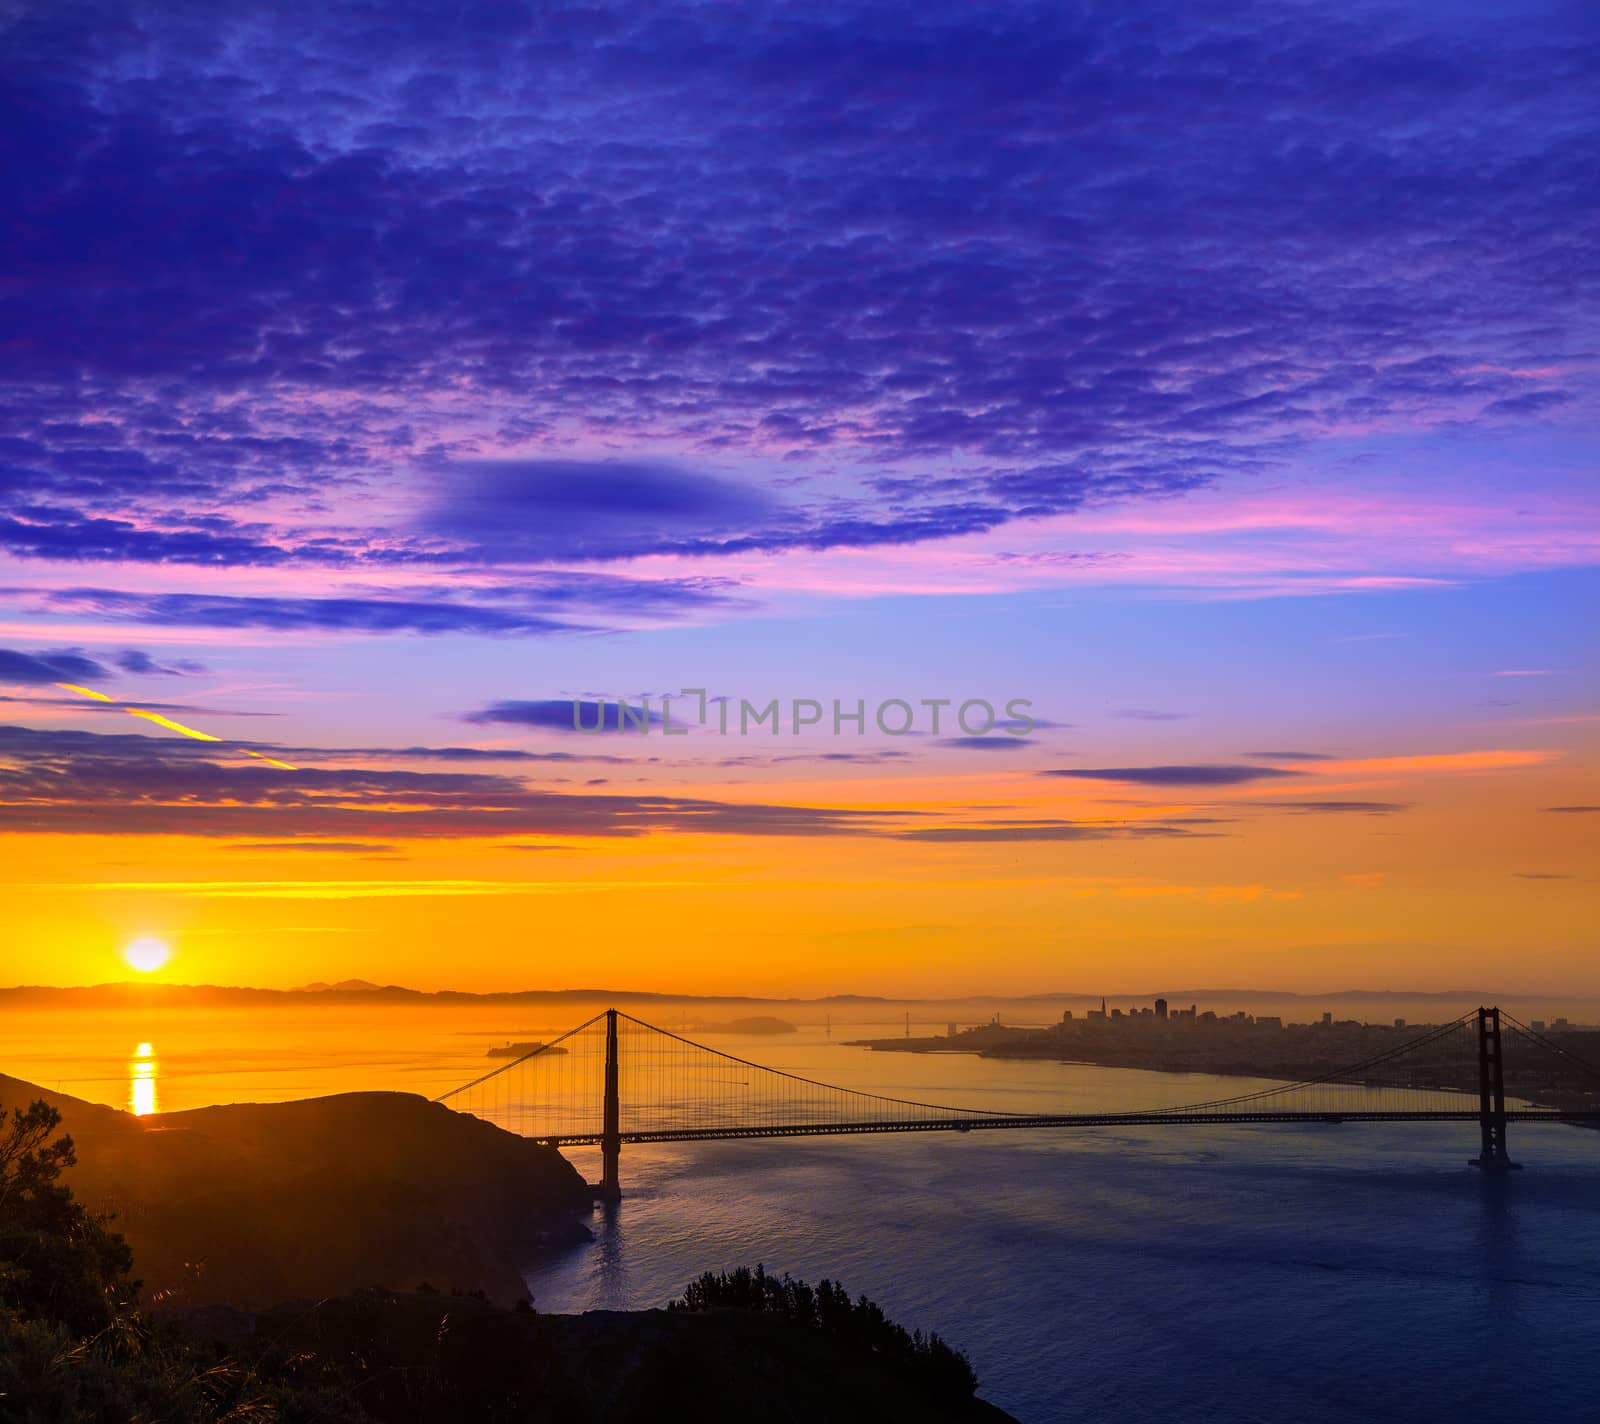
[692, 1015, 798, 1035]
[487, 1040, 568, 1057]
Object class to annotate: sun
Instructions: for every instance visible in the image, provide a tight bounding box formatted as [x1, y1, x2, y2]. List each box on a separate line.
[123, 937, 171, 974]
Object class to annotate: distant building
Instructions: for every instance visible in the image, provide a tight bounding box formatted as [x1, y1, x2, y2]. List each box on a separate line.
[1394, 1017, 1406, 1029]
[1154, 998, 1168, 1020]
[1060, 1010, 1073, 1023]
[948, 1022, 958, 1037]
[1256, 1015, 1281, 1029]
[1554, 1017, 1569, 1028]
[1111, 1008, 1124, 1019]
[1322, 1011, 1333, 1026]
[1533, 1019, 1547, 1030]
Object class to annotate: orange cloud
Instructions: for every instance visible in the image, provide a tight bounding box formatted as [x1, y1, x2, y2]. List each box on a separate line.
[1319, 750, 1556, 775]
[1342, 872, 1388, 890]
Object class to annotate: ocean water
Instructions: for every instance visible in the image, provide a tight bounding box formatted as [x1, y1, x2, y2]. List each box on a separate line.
[538, 1126, 1600, 1423]
[7, 1007, 1600, 1423]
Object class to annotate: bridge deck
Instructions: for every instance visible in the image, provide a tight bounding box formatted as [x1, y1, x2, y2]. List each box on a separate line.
[534, 1108, 1600, 1147]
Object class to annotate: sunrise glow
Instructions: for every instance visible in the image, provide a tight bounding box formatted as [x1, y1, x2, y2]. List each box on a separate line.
[0, 4, 1596, 1419]
[123, 938, 172, 974]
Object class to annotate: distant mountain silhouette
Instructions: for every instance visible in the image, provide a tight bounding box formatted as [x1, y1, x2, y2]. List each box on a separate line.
[0, 981, 1542, 1009]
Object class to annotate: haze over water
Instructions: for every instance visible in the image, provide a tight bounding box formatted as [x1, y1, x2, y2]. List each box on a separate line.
[10, 1006, 1600, 1423]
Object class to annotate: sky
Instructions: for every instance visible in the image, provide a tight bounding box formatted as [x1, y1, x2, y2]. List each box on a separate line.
[0, 0, 1594, 996]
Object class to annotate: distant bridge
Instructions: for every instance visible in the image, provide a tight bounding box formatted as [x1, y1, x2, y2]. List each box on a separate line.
[434, 1008, 1600, 1197]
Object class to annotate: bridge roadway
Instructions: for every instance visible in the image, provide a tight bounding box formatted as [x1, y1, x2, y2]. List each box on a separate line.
[535, 1107, 1600, 1147]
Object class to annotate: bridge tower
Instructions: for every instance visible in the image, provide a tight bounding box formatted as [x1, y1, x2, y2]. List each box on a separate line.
[599, 1008, 622, 1200]
[1470, 1006, 1518, 1172]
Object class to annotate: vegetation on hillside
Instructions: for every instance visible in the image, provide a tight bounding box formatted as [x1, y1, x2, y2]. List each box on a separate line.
[0, 1094, 1008, 1423]
[673, 1263, 979, 1399]
[0, 1097, 338, 1421]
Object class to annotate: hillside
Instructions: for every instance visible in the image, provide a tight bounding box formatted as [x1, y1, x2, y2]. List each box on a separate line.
[0, 1074, 592, 1306]
[192, 1288, 1020, 1423]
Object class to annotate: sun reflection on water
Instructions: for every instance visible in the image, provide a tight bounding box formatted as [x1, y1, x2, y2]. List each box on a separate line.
[129, 1042, 158, 1116]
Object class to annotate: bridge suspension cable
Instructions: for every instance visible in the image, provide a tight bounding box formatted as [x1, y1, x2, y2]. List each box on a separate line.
[1125, 1010, 1484, 1118]
[433, 1006, 1600, 1190]
[435, 1009, 1018, 1142]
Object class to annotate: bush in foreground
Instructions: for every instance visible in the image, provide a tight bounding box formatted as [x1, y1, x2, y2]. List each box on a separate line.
[672, 1263, 979, 1399]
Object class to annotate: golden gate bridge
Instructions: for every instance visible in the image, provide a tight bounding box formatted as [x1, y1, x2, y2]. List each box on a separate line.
[434, 1007, 1600, 1199]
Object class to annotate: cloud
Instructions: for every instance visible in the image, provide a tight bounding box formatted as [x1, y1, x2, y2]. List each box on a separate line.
[1111, 709, 1189, 722]
[0, 694, 279, 718]
[1542, 805, 1600, 813]
[0, 722, 1236, 847]
[0, 514, 296, 566]
[897, 820, 1214, 843]
[228, 841, 398, 854]
[936, 737, 1037, 751]
[717, 750, 914, 766]
[0, 646, 110, 686]
[0, 723, 906, 839]
[1511, 872, 1572, 880]
[420, 460, 782, 562]
[1324, 751, 1553, 774]
[0, 0, 1588, 591]
[24, 579, 734, 636]
[34, 589, 577, 636]
[1341, 872, 1387, 889]
[310, 744, 640, 765]
[460, 699, 662, 732]
[1481, 391, 1573, 418]
[1040, 764, 1302, 786]
[1243, 750, 1336, 762]
[1252, 800, 1411, 815]
[115, 649, 209, 676]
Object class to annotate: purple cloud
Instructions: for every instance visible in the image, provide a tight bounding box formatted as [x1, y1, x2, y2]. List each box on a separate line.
[460, 699, 659, 732]
[0, 646, 109, 686]
[897, 821, 1215, 843]
[0, 0, 1587, 584]
[115, 649, 209, 676]
[19, 579, 733, 636]
[421, 460, 781, 562]
[1041, 764, 1303, 786]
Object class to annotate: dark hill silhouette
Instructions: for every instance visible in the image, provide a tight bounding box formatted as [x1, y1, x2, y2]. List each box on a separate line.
[0, 1073, 591, 1307]
[216, 1289, 1020, 1423]
[1, 1087, 1017, 1421]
